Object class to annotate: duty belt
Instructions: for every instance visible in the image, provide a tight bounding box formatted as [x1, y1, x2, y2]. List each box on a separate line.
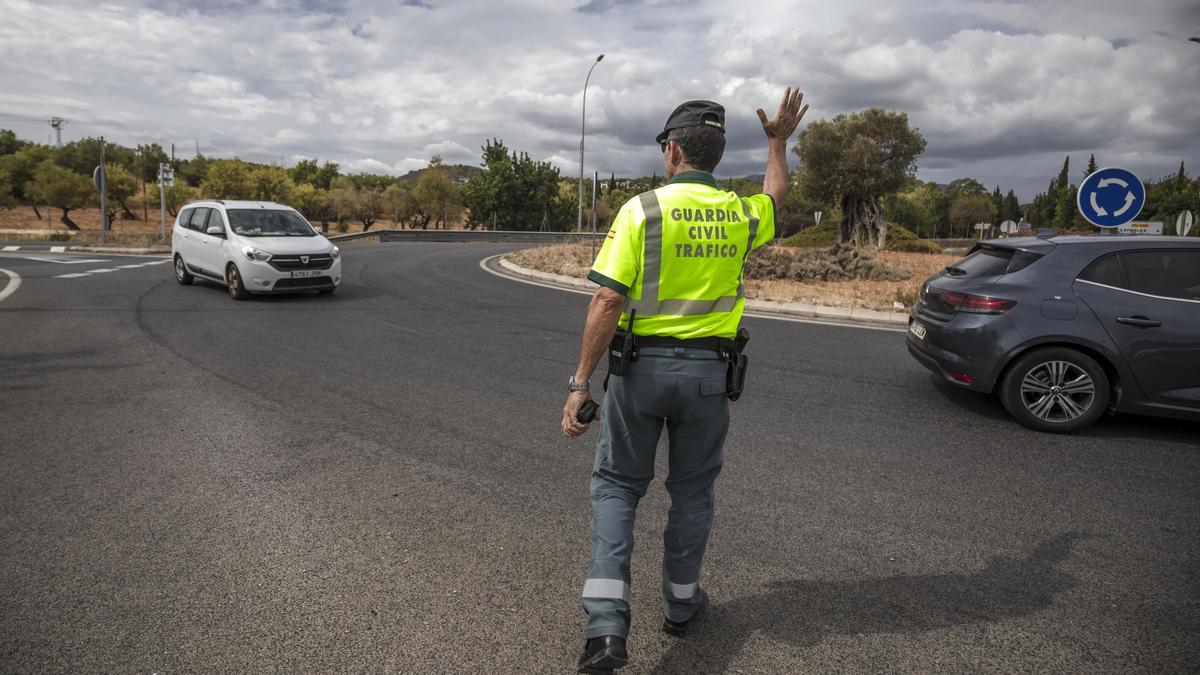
[633, 334, 737, 356]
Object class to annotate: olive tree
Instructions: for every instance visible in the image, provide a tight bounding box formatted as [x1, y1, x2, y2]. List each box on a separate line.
[795, 108, 926, 248]
[26, 160, 94, 230]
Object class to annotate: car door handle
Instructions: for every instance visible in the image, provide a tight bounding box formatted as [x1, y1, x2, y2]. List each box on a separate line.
[1116, 316, 1162, 328]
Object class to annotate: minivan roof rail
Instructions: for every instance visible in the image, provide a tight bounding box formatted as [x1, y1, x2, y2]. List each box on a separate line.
[1035, 228, 1057, 239]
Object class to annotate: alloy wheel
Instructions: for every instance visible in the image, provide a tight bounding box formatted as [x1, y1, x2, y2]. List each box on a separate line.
[1019, 360, 1096, 422]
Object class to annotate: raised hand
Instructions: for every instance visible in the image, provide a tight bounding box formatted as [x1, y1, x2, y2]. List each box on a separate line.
[756, 87, 809, 141]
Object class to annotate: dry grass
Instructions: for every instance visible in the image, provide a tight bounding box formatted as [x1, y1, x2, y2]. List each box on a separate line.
[508, 243, 960, 312]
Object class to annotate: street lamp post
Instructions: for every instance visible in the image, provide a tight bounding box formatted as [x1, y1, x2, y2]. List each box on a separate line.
[578, 54, 604, 232]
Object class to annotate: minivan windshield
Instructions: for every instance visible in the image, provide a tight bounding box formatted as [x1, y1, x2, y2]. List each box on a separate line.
[226, 209, 316, 237]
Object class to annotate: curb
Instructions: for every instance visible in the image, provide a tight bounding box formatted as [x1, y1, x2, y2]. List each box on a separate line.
[497, 257, 909, 327]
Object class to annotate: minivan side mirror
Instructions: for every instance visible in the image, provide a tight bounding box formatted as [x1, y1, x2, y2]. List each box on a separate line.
[206, 224, 224, 236]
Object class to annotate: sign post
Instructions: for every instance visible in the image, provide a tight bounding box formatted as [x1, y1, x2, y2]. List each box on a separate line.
[1077, 167, 1146, 230]
[157, 163, 174, 240]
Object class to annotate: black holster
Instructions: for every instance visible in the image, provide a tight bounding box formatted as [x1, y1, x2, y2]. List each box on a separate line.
[724, 328, 750, 401]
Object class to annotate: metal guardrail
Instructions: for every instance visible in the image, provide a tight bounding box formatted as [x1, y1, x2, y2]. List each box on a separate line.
[327, 229, 606, 244]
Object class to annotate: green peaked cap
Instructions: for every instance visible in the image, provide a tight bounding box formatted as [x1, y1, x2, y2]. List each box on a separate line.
[655, 100, 726, 144]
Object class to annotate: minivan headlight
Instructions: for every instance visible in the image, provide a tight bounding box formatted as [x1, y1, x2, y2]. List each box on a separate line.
[242, 246, 272, 262]
[329, 246, 340, 259]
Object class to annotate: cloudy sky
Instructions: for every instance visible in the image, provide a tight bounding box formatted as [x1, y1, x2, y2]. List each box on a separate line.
[1, 0, 1197, 199]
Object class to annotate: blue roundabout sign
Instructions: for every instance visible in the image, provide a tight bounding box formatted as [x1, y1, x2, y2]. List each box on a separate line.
[1076, 167, 1146, 228]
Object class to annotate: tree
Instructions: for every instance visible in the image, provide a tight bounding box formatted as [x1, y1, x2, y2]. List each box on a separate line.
[0, 169, 15, 208]
[882, 192, 926, 235]
[248, 165, 295, 202]
[414, 168, 461, 229]
[134, 143, 170, 184]
[27, 160, 94, 230]
[1055, 156, 1070, 193]
[944, 177, 987, 203]
[1003, 190, 1021, 223]
[354, 188, 384, 231]
[382, 182, 419, 228]
[0, 129, 25, 156]
[142, 181, 195, 217]
[178, 154, 212, 187]
[948, 193, 995, 237]
[461, 139, 566, 230]
[906, 181, 950, 237]
[1083, 154, 1097, 180]
[104, 164, 139, 220]
[795, 108, 927, 248]
[1052, 184, 1080, 231]
[201, 159, 252, 199]
[291, 183, 334, 232]
[0, 145, 52, 216]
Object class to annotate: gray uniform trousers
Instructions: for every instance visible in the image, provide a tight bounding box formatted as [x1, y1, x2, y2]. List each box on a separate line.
[581, 346, 730, 639]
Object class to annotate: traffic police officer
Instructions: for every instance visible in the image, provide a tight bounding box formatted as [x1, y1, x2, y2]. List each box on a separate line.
[562, 88, 809, 672]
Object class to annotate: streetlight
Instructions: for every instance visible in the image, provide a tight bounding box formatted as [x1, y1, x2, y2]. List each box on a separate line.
[578, 53, 604, 232]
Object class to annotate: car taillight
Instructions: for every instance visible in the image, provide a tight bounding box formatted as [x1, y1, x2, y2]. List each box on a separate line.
[930, 287, 1016, 314]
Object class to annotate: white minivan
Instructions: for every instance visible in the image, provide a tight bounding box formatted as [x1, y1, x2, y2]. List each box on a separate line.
[172, 200, 342, 299]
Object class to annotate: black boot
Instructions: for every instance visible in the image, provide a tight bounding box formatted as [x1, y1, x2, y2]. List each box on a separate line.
[577, 635, 628, 673]
[663, 590, 707, 637]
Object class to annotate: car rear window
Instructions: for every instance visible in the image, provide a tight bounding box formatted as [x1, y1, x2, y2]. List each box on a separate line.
[944, 246, 1043, 278]
[1122, 250, 1200, 301]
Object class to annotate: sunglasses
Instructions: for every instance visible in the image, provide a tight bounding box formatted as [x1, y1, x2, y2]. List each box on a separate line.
[660, 140, 670, 153]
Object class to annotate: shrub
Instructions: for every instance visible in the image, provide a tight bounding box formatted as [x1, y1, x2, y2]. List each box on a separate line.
[746, 243, 911, 283]
[335, 220, 349, 233]
[889, 239, 943, 253]
[894, 287, 919, 307]
[780, 222, 838, 248]
[885, 223, 943, 253]
[742, 246, 795, 279]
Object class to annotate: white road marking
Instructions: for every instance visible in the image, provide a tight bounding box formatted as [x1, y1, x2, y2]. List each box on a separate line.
[0, 268, 21, 303]
[49, 246, 65, 253]
[52, 258, 171, 279]
[2, 246, 19, 252]
[9, 255, 109, 265]
[478, 254, 906, 334]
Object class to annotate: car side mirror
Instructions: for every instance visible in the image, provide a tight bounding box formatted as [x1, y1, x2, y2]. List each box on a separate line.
[206, 224, 224, 236]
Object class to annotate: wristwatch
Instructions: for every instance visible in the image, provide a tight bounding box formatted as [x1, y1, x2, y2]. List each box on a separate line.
[568, 376, 590, 392]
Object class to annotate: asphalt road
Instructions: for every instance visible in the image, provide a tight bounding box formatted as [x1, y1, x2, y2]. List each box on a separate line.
[1, 243, 1197, 673]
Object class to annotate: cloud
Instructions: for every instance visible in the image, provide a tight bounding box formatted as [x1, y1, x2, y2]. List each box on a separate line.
[0, 0, 1195, 199]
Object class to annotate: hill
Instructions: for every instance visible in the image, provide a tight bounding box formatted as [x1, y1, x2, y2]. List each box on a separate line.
[398, 164, 482, 185]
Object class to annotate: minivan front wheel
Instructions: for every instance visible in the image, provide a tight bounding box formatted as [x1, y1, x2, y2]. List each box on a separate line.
[1000, 347, 1109, 433]
[226, 263, 249, 300]
[174, 255, 194, 285]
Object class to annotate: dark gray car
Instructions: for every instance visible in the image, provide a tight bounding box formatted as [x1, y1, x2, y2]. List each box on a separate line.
[906, 234, 1200, 432]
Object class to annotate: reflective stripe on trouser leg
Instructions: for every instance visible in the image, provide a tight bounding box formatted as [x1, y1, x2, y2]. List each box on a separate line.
[582, 372, 663, 639]
[661, 361, 729, 623]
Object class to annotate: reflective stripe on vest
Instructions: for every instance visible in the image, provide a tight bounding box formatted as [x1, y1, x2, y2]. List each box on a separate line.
[624, 191, 758, 317]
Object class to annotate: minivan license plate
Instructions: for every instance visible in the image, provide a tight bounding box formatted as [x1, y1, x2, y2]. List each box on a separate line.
[909, 320, 927, 340]
[291, 270, 322, 279]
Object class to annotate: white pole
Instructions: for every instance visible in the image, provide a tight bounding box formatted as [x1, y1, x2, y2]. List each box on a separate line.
[577, 54, 604, 233]
[591, 170, 599, 259]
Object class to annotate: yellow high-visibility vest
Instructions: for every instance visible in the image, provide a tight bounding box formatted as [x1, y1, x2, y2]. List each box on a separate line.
[588, 170, 775, 339]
